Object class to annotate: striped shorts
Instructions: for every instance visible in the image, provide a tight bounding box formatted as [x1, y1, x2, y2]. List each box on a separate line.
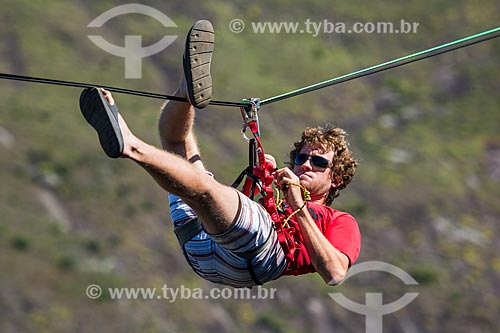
[169, 191, 288, 287]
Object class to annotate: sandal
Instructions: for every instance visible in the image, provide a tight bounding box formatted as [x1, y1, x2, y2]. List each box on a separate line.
[183, 20, 214, 108]
[79, 87, 124, 158]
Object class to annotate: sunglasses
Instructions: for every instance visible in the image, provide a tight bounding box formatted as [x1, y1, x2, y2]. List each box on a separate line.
[294, 153, 331, 169]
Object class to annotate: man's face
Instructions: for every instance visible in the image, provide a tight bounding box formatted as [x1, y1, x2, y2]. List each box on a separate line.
[293, 145, 334, 199]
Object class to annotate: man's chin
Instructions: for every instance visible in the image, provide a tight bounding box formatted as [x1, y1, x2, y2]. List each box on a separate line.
[298, 177, 311, 189]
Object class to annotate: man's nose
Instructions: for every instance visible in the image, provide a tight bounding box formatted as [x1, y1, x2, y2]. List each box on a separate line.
[301, 159, 313, 170]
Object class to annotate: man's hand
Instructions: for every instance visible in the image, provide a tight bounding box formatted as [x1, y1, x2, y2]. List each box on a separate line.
[273, 167, 305, 210]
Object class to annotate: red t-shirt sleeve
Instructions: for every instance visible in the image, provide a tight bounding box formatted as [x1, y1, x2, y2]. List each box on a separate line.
[282, 204, 362, 276]
[323, 211, 361, 266]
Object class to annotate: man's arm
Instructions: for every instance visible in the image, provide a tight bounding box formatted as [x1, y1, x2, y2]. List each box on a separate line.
[274, 167, 350, 285]
[293, 208, 350, 284]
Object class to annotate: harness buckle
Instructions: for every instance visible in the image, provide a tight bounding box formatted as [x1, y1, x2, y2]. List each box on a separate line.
[240, 98, 261, 142]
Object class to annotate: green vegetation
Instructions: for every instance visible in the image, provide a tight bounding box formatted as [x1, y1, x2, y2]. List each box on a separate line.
[1, 1, 499, 332]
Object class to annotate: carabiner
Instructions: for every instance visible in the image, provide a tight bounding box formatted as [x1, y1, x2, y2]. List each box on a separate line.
[239, 98, 261, 142]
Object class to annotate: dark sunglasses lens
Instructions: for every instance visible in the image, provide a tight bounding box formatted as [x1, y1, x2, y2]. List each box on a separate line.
[311, 156, 330, 168]
[294, 154, 329, 168]
[294, 153, 308, 165]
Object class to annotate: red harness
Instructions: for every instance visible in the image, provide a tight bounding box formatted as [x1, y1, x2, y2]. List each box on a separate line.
[232, 99, 297, 262]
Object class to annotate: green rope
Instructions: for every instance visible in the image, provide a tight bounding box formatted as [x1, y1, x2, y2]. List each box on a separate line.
[260, 26, 500, 106]
[1, 27, 498, 108]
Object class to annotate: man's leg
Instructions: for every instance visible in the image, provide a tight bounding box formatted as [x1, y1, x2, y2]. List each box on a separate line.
[158, 81, 204, 170]
[80, 19, 239, 234]
[98, 89, 239, 235]
[158, 18, 212, 170]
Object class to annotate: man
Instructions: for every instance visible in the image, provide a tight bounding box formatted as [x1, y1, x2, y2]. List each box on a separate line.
[80, 20, 360, 287]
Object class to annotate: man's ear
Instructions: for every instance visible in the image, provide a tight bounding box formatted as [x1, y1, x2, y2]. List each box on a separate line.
[331, 177, 342, 189]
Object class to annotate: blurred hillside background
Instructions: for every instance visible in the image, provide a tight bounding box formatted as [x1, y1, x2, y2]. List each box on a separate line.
[1, 0, 499, 332]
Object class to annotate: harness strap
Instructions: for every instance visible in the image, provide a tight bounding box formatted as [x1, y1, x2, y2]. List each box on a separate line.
[174, 218, 203, 247]
[234, 228, 274, 285]
[235, 99, 298, 262]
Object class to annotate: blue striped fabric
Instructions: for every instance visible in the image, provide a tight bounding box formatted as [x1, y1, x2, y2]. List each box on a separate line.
[169, 192, 288, 287]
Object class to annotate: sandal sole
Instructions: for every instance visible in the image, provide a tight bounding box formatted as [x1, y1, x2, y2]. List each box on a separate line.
[79, 87, 124, 158]
[183, 20, 214, 108]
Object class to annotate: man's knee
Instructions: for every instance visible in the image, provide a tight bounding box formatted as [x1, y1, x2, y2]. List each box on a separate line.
[184, 184, 241, 234]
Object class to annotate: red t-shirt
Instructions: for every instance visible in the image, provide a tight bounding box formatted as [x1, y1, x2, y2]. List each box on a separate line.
[281, 201, 361, 276]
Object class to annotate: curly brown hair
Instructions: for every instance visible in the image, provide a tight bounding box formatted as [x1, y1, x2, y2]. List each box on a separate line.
[289, 124, 358, 206]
